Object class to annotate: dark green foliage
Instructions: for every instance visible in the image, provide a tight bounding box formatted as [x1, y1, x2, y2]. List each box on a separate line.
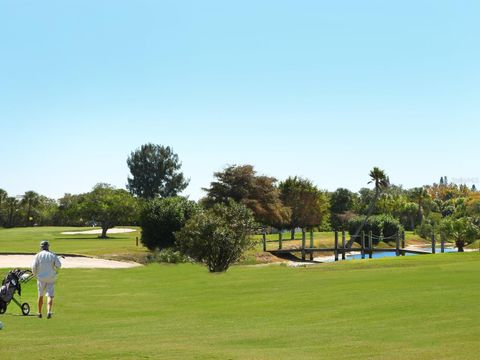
[127, 143, 189, 199]
[53, 193, 84, 226]
[414, 222, 436, 240]
[348, 214, 403, 245]
[140, 196, 199, 250]
[330, 188, 358, 230]
[414, 215, 442, 240]
[330, 188, 357, 214]
[175, 200, 256, 272]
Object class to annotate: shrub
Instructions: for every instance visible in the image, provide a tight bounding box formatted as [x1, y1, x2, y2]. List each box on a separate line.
[175, 200, 256, 272]
[440, 217, 480, 252]
[145, 248, 192, 264]
[348, 214, 403, 245]
[415, 222, 435, 240]
[415, 215, 442, 240]
[140, 197, 199, 250]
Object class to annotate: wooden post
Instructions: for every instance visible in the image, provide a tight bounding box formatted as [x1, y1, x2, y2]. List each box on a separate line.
[301, 230, 306, 261]
[309, 230, 314, 261]
[334, 231, 339, 262]
[279, 232, 283, 250]
[368, 231, 373, 259]
[401, 231, 406, 256]
[136, 237, 139, 247]
[441, 232, 445, 253]
[262, 232, 267, 252]
[396, 232, 400, 256]
[432, 232, 436, 254]
[341, 230, 346, 260]
[361, 231, 365, 259]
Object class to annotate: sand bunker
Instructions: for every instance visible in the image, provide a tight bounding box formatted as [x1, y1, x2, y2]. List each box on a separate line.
[0, 254, 141, 269]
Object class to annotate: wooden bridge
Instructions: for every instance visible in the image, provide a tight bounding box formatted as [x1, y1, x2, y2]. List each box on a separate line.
[263, 230, 447, 262]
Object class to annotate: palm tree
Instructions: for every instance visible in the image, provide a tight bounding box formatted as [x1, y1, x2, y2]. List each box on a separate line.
[5, 197, 19, 228]
[409, 187, 430, 224]
[346, 167, 389, 248]
[21, 191, 40, 226]
[0, 189, 7, 226]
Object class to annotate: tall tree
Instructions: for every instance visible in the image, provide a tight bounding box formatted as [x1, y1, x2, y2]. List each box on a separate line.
[202, 165, 290, 226]
[5, 197, 19, 228]
[330, 188, 356, 214]
[346, 167, 389, 248]
[20, 191, 40, 226]
[0, 189, 7, 226]
[330, 188, 357, 230]
[409, 187, 430, 224]
[127, 143, 189, 199]
[279, 177, 329, 238]
[78, 184, 139, 238]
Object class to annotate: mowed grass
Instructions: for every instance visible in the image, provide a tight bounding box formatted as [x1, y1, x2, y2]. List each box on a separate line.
[1, 253, 479, 359]
[0, 227, 147, 259]
[0, 227, 434, 262]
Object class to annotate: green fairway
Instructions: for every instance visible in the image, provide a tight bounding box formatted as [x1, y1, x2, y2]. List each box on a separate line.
[0, 227, 147, 260]
[1, 253, 479, 359]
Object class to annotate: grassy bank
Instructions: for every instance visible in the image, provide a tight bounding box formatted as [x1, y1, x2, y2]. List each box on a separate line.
[1, 253, 479, 359]
[0, 226, 147, 260]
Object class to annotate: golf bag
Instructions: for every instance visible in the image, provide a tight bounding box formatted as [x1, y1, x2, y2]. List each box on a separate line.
[0, 269, 33, 315]
[0, 269, 23, 302]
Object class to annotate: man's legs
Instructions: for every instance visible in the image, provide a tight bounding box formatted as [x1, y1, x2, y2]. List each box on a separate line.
[46, 283, 55, 318]
[37, 295, 44, 316]
[37, 281, 46, 318]
[47, 296, 54, 316]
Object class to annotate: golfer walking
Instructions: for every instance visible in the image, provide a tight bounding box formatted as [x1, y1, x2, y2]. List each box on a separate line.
[32, 241, 61, 319]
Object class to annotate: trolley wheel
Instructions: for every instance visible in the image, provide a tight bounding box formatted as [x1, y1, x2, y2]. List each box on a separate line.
[0, 304, 6, 314]
[21, 303, 30, 316]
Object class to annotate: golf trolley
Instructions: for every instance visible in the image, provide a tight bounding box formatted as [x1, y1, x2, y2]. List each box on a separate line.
[0, 269, 35, 316]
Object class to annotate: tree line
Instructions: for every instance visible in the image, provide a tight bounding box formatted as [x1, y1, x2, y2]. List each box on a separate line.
[2, 143, 479, 269]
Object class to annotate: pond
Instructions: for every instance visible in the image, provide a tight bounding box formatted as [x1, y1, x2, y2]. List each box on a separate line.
[346, 247, 457, 260]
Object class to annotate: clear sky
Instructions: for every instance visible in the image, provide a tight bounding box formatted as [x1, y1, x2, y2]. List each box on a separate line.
[1, 1, 479, 200]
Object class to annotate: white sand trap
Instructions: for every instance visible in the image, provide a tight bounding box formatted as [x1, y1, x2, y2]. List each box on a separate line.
[61, 228, 137, 235]
[0, 255, 141, 269]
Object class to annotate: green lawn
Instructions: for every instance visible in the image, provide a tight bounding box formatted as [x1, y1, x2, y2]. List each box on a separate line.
[1, 253, 479, 359]
[0, 226, 148, 260]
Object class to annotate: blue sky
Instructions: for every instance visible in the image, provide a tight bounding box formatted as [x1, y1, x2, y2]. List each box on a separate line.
[1, 1, 479, 200]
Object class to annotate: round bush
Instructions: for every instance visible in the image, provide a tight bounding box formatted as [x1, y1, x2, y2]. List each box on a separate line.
[348, 214, 403, 245]
[140, 197, 199, 250]
[175, 200, 256, 272]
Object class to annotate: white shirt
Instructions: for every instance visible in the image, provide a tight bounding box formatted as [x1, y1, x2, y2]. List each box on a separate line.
[32, 250, 62, 283]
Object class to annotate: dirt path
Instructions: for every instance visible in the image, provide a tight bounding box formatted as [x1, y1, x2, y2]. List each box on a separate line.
[0, 255, 141, 269]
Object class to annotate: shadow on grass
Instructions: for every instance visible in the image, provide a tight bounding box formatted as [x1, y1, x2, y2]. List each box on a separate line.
[55, 237, 124, 241]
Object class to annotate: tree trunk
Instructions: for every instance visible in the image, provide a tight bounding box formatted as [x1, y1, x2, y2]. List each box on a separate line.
[456, 240, 465, 252]
[291, 229, 295, 240]
[100, 227, 109, 239]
